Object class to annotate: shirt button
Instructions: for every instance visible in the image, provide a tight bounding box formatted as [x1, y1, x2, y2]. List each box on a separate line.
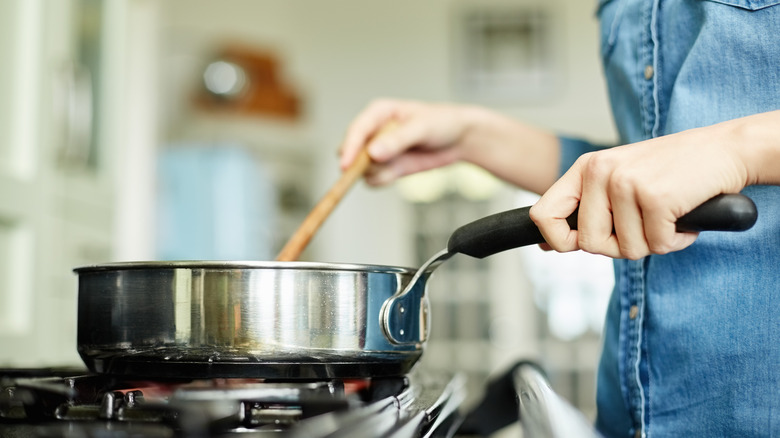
[644, 65, 654, 80]
[629, 305, 639, 319]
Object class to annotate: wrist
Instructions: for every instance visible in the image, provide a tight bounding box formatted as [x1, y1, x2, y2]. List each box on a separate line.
[725, 111, 780, 187]
[451, 105, 560, 194]
[453, 104, 496, 163]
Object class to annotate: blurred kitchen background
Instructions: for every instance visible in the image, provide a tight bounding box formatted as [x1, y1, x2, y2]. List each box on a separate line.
[0, 0, 616, 426]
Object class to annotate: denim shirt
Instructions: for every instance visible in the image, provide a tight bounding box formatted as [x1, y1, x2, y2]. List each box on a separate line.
[559, 0, 780, 436]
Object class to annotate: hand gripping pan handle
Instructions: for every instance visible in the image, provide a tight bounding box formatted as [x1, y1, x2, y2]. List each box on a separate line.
[382, 193, 757, 345]
[448, 193, 758, 259]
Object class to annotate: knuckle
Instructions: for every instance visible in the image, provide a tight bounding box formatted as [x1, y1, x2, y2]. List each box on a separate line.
[529, 205, 578, 252]
[581, 151, 616, 178]
[609, 169, 638, 198]
[550, 233, 579, 253]
[528, 204, 545, 225]
[634, 186, 667, 211]
[577, 231, 597, 253]
[619, 244, 647, 260]
[648, 238, 674, 255]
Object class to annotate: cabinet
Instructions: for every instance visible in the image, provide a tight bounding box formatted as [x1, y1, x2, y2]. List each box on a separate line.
[0, 0, 155, 366]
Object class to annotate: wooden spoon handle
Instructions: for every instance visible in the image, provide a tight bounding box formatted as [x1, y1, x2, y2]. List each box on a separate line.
[275, 122, 395, 261]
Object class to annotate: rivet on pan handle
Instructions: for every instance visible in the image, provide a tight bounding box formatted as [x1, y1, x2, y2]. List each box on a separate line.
[381, 249, 452, 345]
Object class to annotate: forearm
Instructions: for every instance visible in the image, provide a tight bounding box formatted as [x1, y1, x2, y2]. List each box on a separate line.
[725, 110, 780, 187]
[457, 106, 561, 195]
[528, 109, 780, 259]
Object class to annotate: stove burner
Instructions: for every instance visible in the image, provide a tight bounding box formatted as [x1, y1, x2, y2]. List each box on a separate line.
[0, 367, 464, 437]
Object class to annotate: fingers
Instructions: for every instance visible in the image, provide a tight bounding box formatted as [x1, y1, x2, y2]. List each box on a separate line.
[577, 154, 622, 258]
[366, 116, 428, 162]
[641, 199, 700, 254]
[529, 161, 583, 253]
[608, 167, 698, 257]
[339, 99, 404, 170]
[608, 193, 648, 260]
[363, 147, 461, 186]
[600, 162, 651, 259]
[532, 150, 701, 259]
[339, 99, 437, 171]
[340, 99, 468, 185]
[573, 153, 667, 258]
[538, 243, 554, 251]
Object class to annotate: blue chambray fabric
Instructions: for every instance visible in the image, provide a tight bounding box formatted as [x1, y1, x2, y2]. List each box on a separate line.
[559, 1, 780, 436]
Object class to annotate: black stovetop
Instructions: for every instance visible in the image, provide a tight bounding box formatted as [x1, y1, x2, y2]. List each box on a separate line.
[0, 367, 466, 438]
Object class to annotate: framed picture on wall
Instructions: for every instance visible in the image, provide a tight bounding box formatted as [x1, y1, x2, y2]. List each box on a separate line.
[454, 5, 556, 102]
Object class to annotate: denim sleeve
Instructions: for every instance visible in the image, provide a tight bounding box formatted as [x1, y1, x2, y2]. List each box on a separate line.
[558, 136, 612, 178]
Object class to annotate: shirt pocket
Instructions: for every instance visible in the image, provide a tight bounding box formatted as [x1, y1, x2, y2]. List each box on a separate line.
[699, 0, 780, 10]
[596, 0, 625, 62]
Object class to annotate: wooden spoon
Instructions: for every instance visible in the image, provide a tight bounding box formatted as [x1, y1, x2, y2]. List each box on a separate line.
[275, 122, 397, 261]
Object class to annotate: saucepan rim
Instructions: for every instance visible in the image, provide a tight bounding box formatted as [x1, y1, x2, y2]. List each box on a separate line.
[74, 260, 418, 274]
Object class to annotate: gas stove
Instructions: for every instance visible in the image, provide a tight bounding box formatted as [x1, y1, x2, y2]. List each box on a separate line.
[0, 367, 466, 437]
[0, 362, 600, 437]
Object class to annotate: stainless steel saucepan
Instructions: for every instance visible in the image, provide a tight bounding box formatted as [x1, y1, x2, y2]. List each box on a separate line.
[75, 194, 757, 379]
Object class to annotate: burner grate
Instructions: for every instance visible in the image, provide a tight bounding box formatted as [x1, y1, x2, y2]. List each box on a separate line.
[0, 368, 464, 437]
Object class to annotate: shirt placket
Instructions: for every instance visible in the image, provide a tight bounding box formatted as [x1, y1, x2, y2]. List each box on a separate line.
[640, 0, 661, 139]
[627, 0, 660, 436]
[620, 258, 648, 438]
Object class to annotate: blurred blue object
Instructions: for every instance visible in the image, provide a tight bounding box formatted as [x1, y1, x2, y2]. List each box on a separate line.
[156, 144, 277, 261]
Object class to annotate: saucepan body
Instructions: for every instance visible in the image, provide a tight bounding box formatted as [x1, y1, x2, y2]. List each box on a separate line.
[75, 261, 429, 379]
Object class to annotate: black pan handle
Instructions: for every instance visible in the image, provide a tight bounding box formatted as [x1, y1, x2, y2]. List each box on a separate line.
[447, 193, 757, 259]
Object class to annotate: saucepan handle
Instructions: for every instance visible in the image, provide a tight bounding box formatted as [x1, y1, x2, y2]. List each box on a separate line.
[447, 193, 758, 259]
